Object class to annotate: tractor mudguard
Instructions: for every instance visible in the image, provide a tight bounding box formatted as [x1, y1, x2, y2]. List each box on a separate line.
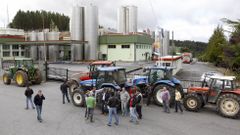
[154, 80, 175, 87]
[171, 77, 181, 85]
[132, 76, 148, 86]
[100, 83, 121, 90]
[80, 79, 96, 87]
[222, 89, 240, 95]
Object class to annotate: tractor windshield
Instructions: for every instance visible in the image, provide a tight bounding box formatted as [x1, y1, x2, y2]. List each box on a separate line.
[16, 60, 33, 68]
[149, 69, 172, 83]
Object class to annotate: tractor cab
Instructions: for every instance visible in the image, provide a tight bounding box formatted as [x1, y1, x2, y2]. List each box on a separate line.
[207, 76, 238, 103]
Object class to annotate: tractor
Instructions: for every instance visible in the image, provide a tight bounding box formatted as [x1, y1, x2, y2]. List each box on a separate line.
[2, 57, 42, 87]
[67, 61, 115, 95]
[183, 75, 240, 119]
[71, 67, 126, 107]
[131, 66, 183, 106]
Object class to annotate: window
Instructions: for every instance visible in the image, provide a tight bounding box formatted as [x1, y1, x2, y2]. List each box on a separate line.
[108, 45, 116, 48]
[121, 45, 130, 48]
[12, 45, 19, 50]
[21, 52, 25, 56]
[3, 52, 10, 57]
[21, 46, 25, 49]
[13, 52, 19, 56]
[2, 45, 10, 50]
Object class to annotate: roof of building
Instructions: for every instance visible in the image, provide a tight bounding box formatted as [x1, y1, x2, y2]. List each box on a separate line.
[90, 61, 113, 65]
[99, 34, 154, 45]
[209, 75, 236, 81]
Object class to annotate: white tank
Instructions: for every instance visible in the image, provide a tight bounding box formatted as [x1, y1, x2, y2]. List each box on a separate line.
[117, 6, 126, 33]
[70, 6, 84, 61]
[84, 5, 99, 60]
[29, 31, 38, 60]
[128, 6, 137, 33]
[47, 31, 60, 61]
[162, 31, 170, 56]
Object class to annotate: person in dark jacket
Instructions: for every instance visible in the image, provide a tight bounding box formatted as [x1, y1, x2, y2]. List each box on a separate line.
[107, 92, 120, 126]
[146, 84, 153, 106]
[129, 89, 139, 124]
[34, 90, 45, 122]
[24, 86, 35, 109]
[136, 89, 143, 119]
[60, 81, 70, 104]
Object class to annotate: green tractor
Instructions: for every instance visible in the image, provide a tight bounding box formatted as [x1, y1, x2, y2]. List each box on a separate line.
[2, 57, 42, 87]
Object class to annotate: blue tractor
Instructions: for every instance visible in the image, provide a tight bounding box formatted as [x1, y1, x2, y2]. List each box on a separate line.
[132, 66, 183, 106]
[71, 67, 127, 107]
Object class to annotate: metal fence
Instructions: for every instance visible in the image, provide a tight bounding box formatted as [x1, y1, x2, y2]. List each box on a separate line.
[180, 80, 203, 89]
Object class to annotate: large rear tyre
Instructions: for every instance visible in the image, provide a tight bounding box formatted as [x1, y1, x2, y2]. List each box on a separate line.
[3, 73, 11, 85]
[33, 69, 42, 84]
[153, 84, 175, 106]
[68, 80, 79, 95]
[71, 90, 85, 107]
[15, 70, 28, 87]
[183, 93, 202, 112]
[217, 94, 240, 119]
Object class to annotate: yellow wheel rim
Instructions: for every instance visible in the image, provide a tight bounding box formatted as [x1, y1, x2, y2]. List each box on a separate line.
[16, 73, 23, 85]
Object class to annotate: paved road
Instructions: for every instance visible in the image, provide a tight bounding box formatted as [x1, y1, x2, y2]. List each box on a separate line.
[0, 62, 239, 135]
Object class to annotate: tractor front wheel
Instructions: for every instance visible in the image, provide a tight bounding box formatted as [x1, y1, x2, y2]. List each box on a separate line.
[33, 69, 42, 84]
[15, 70, 28, 87]
[71, 90, 85, 107]
[183, 93, 202, 112]
[217, 94, 240, 119]
[3, 73, 11, 85]
[68, 80, 79, 95]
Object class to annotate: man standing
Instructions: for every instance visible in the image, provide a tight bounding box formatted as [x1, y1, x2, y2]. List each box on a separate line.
[34, 90, 45, 122]
[60, 81, 70, 104]
[24, 86, 35, 109]
[107, 92, 120, 126]
[146, 84, 153, 106]
[86, 93, 96, 122]
[161, 87, 170, 113]
[175, 90, 183, 113]
[129, 90, 139, 124]
[120, 87, 130, 116]
[136, 89, 143, 119]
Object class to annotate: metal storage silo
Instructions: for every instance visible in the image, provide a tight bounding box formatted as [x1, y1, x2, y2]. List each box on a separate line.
[70, 6, 84, 61]
[162, 31, 170, 56]
[47, 31, 60, 61]
[37, 31, 46, 60]
[128, 5, 137, 33]
[84, 5, 98, 60]
[117, 6, 126, 33]
[29, 31, 38, 60]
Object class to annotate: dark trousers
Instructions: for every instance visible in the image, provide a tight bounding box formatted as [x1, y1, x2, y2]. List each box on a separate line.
[163, 100, 170, 113]
[136, 105, 142, 119]
[86, 108, 94, 122]
[175, 101, 183, 112]
[146, 93, 153, 106]
[101, 100, 106, 114]
[62, 92, 70, 104]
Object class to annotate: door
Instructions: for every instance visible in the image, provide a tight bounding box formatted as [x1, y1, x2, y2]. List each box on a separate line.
[208, 79, 224, 103]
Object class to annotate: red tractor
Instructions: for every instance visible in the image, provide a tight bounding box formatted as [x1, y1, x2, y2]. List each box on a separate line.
[183, 76, 240, 119]
[67, 61, 115, 95]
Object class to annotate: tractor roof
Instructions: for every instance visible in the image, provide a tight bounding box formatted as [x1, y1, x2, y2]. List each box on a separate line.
[97, 67, 125, 72]
[144, 66, 174, 70]
[2, 57, 33, 61]
[210, 75, 236, 81]
[90, 61, 113, 65]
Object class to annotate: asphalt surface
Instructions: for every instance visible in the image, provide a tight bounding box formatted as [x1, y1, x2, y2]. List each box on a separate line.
[0, 62, 239, 135]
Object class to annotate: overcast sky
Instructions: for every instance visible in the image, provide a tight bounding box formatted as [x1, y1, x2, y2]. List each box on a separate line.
[0, 0, 239, 42]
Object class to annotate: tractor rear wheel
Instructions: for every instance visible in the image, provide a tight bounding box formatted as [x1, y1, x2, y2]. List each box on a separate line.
[217, 94, 240, 119]
[33, 69, 42, 84]
[69, 80, 79, 95]
[15, 70, 28, 87]
[71, 90, 85, 107]
[153, 84, 175, 106]
[183, 93, 202, 112]
[3, 73, 11, 85]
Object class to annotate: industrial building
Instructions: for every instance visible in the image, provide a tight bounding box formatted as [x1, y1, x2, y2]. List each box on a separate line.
[117, 6, 138, 34]
[99, 34, 153, 61]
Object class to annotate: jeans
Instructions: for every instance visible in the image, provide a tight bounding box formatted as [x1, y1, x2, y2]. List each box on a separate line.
[121, 101, 128, 116]
[136, 105, 142, 119]
[108, 107, 119, 125]
[175, 101, 183, 112]
[163, 100, 170, 113]
[26, 96, 35, 109]
[36, 105, 42, 121]
[86, 108, 94, 122]
[62, 92, 70, 103]
[130, 107, 138, 123]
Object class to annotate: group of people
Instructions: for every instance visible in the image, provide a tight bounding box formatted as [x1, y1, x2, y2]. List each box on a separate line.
[24, 86, 45, 123]
[24, 80, 183, 124]
[83, 86, 144, 126]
